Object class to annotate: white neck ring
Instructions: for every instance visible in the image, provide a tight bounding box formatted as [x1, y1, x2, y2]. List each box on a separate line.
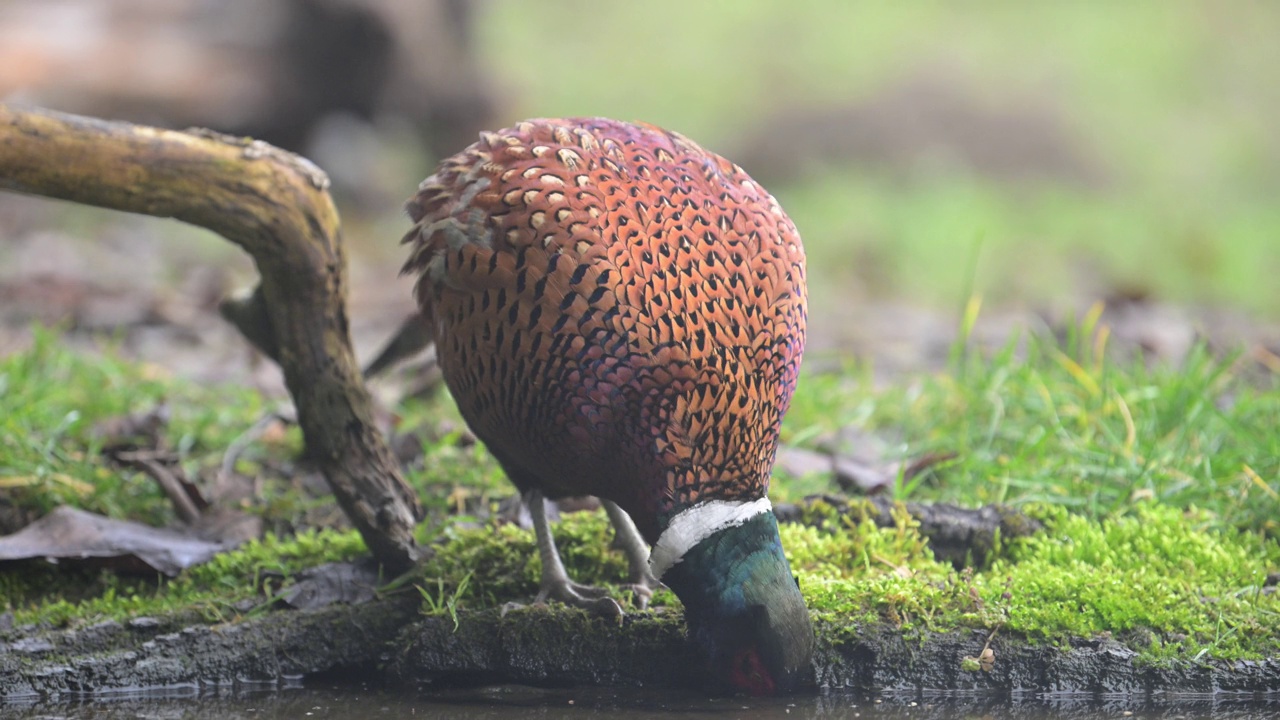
[648, 497, 773, 580]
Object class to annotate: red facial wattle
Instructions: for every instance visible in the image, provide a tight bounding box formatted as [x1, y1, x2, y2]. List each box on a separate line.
[729, 646, 777, 696]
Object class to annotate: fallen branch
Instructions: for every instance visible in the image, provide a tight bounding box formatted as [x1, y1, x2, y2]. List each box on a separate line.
[0, 103, 422, 572]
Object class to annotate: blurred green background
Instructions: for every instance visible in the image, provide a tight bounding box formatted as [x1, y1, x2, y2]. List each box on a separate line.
[480, 1, 1280, 319]
[2, 0, 1278, 364]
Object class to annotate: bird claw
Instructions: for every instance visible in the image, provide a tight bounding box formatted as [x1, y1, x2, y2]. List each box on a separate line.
[565, 581, 613, 600]
[622, 564, 664, 611]
[619, 581, 656, 611]
[536, 580, 624, 619]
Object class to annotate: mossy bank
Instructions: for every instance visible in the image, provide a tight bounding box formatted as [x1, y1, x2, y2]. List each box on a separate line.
[2, 503, 1277, 699]
[2, 334, 1277, 698]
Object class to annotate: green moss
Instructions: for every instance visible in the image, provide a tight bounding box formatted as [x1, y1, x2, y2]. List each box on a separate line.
[2, 528, 366, 628]
[783, 507, 1006, 634]
[984, 504, 1280, 659]
[412, 511, 653, 614]
[399, 496, 1277, 661]
[782, 502, 1279, 662]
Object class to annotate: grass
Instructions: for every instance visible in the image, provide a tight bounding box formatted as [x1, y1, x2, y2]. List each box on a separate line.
[781, 311, 1280, 536]
[0, 327, 286, 526]
[777, 169, 1280, 315]
[2, 328, 1276, 667]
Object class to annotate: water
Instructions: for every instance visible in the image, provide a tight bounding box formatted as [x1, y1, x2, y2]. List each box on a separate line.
[4, 685, 1279, 720]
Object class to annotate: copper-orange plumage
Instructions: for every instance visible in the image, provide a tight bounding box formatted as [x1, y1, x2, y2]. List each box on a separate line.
[402, 118, 812, 694]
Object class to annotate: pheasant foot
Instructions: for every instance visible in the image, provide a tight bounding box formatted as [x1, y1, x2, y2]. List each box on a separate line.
[527, 490, 623, 618]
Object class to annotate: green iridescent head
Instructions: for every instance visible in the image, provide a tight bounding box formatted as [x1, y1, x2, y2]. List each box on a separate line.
[659, 508, 814, 695]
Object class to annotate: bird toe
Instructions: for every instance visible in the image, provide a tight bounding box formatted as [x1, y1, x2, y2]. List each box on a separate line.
[536, 579, 625, 619]
[623, 582, 655, 611]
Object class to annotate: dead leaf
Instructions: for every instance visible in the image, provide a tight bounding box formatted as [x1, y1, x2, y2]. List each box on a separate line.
[835, 449, 957, 494]
[1130, 487, 1156, 502]
[204, 466, 258, 507]
[258, 419, 290, 445]
[1253, 345, 1280, 374]
[901, 450, 959, 481]
[779, 426, 956, 496]
[824, 426, 957, 494]
[0, 506, 226, 576]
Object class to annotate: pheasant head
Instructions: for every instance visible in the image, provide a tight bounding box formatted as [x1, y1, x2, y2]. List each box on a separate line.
[652, 499, 813, 694]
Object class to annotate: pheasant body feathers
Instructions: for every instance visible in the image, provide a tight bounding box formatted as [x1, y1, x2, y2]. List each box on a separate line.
[403, 118, 813, 693]
[403, 117, 806, 541]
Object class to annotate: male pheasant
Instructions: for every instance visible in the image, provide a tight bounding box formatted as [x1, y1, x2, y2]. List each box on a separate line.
[402, 117, 813, 695]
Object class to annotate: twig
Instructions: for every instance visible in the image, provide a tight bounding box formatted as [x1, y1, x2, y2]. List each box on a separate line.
[114, 451, 202, 525]
[220, 408, 296, 491]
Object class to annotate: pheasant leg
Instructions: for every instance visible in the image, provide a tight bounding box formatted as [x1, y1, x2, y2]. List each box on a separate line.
[601, 499, 661, 609]
[527, 490, 623, 618]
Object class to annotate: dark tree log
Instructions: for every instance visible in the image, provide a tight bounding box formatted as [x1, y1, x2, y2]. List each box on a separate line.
[0, 103, 423, 572]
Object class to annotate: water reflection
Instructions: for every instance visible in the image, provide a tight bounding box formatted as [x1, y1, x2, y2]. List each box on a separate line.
[5, 685, 1279, 720]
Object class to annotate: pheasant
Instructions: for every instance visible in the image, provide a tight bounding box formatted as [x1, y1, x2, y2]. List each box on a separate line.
[401, 117, 812, 695]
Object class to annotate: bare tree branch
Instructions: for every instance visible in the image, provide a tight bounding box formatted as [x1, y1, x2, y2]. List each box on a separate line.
[0, 103, 423, 572]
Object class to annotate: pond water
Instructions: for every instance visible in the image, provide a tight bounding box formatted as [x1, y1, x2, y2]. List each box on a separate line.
[5, 685, 1279, 720]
